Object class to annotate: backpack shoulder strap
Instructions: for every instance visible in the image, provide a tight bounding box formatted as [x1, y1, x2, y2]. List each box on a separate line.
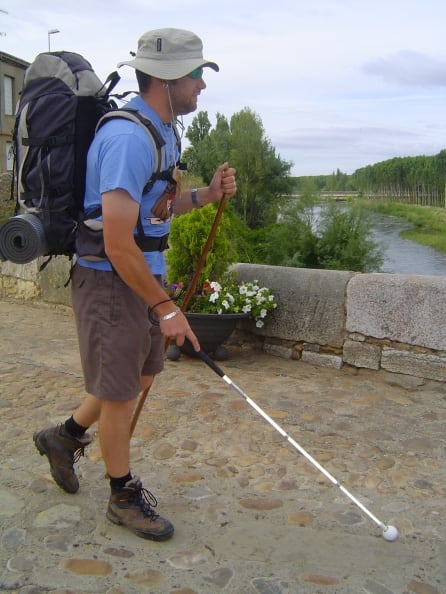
[96, 108, 166, 183]
[93, 108, 176, 243]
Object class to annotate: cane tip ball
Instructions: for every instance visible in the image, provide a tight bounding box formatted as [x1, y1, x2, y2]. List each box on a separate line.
[382, 525, 399, 541]
[166, 344, 181, 361]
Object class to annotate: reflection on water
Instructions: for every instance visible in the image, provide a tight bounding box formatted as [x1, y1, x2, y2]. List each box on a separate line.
[370, 213, 446, 277]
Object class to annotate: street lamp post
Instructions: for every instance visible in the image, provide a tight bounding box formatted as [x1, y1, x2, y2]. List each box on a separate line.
[48, 28, 60, 51]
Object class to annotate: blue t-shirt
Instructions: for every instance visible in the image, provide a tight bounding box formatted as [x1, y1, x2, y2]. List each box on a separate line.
[77, 95, 180, 274]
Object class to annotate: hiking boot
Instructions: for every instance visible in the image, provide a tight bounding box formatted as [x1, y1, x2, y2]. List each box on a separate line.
[106, 477, 174, 541]
[33, 425, 92, 494]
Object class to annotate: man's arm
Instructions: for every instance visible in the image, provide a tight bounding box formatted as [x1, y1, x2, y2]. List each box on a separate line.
[101, 188, 199, 349]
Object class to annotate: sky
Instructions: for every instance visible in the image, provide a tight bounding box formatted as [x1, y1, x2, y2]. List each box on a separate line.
[2, 0, 446, 176]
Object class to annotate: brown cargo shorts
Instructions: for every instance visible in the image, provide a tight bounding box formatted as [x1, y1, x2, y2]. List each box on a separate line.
[71, 264, 164, 401]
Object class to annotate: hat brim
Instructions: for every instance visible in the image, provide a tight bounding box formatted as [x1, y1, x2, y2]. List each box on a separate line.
[117, 58, 219, 80]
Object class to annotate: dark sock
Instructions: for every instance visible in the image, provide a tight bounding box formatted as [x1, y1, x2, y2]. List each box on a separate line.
[110, 472, 133, 494]
[64, 415, 88, 439]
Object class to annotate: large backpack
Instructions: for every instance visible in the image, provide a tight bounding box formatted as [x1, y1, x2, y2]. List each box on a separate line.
[0, 51, 173, 265]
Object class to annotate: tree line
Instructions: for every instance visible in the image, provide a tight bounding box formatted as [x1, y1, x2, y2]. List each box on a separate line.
[292, 151, 446, 206]
[352, 151, 446, 206]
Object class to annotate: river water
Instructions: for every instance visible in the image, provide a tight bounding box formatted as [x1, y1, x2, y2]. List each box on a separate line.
[369, 212, 446, 276]
[309, 202, 446, 276]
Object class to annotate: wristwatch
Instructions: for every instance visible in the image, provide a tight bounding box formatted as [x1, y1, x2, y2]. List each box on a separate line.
[191, 188, 200, 208]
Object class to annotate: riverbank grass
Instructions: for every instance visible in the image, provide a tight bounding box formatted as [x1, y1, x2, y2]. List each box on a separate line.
[355, 200, 446, 254]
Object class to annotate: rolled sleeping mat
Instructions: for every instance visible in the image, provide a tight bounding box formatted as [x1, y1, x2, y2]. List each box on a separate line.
[0, 214, 47, 264]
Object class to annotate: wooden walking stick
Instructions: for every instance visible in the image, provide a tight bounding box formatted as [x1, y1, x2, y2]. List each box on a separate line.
[130, 194, 229, 435]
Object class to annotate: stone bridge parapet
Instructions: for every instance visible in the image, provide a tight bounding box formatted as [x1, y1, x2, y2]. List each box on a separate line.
[1, 258, 445, 383]
[234, 263, 446, 383]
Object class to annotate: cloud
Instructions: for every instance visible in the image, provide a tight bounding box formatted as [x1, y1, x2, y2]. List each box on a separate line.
[281, 127, 397, 159]
[364, 50, 446, 87]
[271, 125, 444, 175]
[4, 0, 446, 176]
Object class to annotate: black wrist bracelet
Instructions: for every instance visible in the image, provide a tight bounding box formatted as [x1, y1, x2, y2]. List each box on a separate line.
[151, 298, 173, 311]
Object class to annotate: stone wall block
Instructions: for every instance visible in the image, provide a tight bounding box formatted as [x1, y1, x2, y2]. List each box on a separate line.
[0, 259, 40, 282]
[346, 273, 446, 351]
[381, 347, 446, 382]
[0, 260, 40, 299]
[0, 257, 72, 304]
[235, 263, 354, 348]
[301, 350, 343, 369]
[39, 257, 72, 306]
[343, 339, 381, 370]
[263, 343, 294, 359]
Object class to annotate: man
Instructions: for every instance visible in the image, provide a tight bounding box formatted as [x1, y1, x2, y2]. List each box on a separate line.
[33, 28, 237, 541]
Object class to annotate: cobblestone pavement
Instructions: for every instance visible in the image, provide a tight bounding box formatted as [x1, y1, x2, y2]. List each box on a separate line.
[0, 298, 445, 594]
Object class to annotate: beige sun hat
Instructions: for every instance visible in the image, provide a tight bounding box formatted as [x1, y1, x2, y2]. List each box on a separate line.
[117, 28, 219, 80]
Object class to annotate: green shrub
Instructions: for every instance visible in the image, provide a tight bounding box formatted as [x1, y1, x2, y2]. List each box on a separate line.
[317, 202, 384, 272]
[166, 204, 238, 287]
[248, 198, 384, 272]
